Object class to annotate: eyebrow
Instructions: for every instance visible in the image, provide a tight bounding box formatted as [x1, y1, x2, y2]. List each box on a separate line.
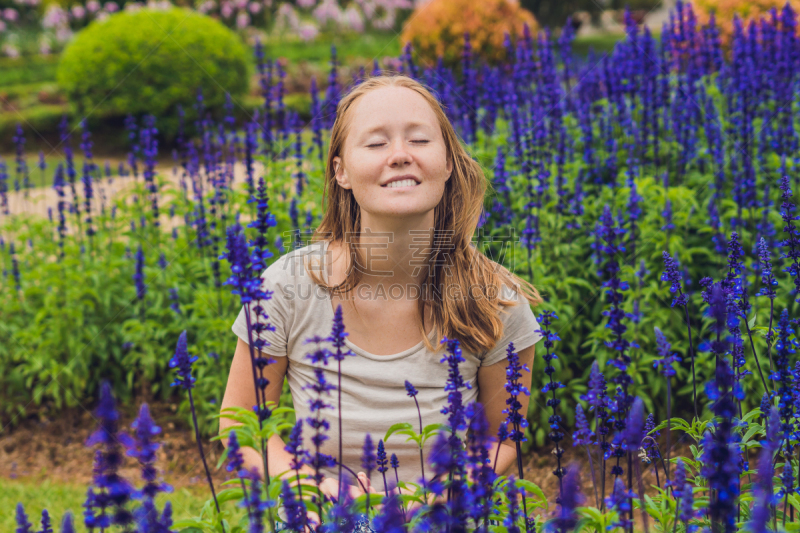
[360, 122, 432, 136]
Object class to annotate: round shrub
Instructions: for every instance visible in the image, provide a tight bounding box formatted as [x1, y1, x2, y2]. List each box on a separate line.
[57, 7, 250, 140]
[400, 0, 538, 69]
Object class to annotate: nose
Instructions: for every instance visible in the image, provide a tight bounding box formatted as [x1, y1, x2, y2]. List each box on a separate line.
[387, 139, 411, 167]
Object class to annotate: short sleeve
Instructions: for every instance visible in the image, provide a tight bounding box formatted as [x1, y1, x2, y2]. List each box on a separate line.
[480, 286, 543, 367]
[230, 255, 295, 357]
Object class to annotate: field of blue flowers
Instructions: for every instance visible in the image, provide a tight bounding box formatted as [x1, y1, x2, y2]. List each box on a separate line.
[5, 0, 800, 530]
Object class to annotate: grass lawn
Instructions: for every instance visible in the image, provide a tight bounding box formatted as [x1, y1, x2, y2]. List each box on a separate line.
[260, 29, 404, 64]
[572, 33, 625, 56]
[3, 478, 247, 531]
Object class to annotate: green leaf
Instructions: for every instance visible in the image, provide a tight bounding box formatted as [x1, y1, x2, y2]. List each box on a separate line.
[384, 422, 415, 442]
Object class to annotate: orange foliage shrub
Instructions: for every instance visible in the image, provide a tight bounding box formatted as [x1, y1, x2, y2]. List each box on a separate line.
[399, 0, 539, 70]
[691, 0, 800, 48]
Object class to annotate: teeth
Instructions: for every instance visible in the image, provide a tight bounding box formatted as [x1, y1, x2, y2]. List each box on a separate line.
[385, 179, 418, 188]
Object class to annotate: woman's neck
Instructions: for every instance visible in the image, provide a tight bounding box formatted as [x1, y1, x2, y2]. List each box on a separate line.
[349, 211, 436, 289]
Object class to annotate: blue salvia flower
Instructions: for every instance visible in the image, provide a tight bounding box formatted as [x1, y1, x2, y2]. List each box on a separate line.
[759, 392, 773, 423]
[440, 336, 472, 435]
[778, 155, 800, 302]
[709, 282, 730, 359]
[280, 479, 307, 532]
[679, 483, 695, 524]
[9, 242, 20, 290]
[304, 335, 332, 365]
[491, 146, 514, 226]
[124, 114, 139, 178]
[169, 331, 198, 390]
[665, 458, 687, 498]
[544, 464, 584, 533]
[757, 237, 778, 300]
[581, 360, 612, 471]
[302, 342, 336, 491]
[13, 123, 29, 194]
[225, 429, 246, 478]
[247, 176, 277, 275]
[321, 471, 358, 533]
[654, 327, 680, 471]
[60, 512, 75, 533]
[661, 251, 689, 307]
[748, 406, 779, 533]
[161, 502, 174, 532]
[125, 403, 172, 500]
[376, 439, 389, 496]
[582, 361, 608, 414]
[772, 309, 795, 438]
[371, 493, 405, 533]
[84, 381, 136, 530]
[503, 475, 523, 533]
[291, 112, 306, 196]
[38, 510, 53, 533]
[133, 245, 146, 301]
[605, 477, 634, 530]
[503, 342, 530, 445]
[361, 433, 376, 488]
[83, 486, 98, 531]
[405, 380, 418, 398]
[308, 76, 324, 161]
[141, 114, 160, 226]
[538, 310, 566, 489]
[328, 303, 355, 500]
[703, 356, 741, 533]
[15, 503, 32, 533]
[286, 420, 305, 475]
[288, 198, 299, 249]
[80, 119, 95, 238]
[168, 288, 181, 315]
[572, 403, 594, 446]
[225, 430, 258, 526]
[598, 204, 634, 385]
[427, 430, 458, 498]
[222, 221, 276, 427]
[618, 396, 645, 454]
[464, 401, 497, 529]
[243, 469, 270, 533]
[642, 413, 661, 463]
[133, 497, 172, 533]
[0, 157, 9, 216]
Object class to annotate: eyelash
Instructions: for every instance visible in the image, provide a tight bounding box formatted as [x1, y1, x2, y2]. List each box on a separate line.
[368, 140, 430, 147]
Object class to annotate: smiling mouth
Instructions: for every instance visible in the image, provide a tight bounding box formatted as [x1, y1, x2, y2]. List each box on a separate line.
[382, 179, 420, 189]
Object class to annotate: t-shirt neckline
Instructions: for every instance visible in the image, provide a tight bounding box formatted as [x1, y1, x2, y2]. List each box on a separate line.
[316, 239, 437, 361]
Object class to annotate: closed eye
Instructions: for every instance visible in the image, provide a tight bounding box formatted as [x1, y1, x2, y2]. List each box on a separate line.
[367, 140, 430, 147]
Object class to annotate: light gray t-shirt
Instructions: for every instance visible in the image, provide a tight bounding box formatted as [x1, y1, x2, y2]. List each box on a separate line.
[231, 240, 543, 489]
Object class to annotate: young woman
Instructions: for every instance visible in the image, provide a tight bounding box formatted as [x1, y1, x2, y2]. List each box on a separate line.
[220, 74, 543, 532]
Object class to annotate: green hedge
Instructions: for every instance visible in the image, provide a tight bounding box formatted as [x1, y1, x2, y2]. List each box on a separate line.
[57, 7, 250, 141]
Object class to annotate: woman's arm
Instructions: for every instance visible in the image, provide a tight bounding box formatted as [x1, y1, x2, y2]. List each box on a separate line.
[475, 344, 536, 477]
[219, 338, 319, 483]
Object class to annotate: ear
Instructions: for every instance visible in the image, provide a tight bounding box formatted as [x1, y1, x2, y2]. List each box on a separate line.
[445, 157, 453, 182]
[333, 156, 352, 189]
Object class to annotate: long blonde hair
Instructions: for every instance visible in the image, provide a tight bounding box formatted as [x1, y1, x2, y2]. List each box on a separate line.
[306, 74, 542, 355]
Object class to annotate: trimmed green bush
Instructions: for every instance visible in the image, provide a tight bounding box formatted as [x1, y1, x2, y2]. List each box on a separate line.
[56, 7, 250, 140]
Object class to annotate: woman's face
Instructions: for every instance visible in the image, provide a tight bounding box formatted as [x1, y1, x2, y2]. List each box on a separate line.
[332, 85, 453, 223]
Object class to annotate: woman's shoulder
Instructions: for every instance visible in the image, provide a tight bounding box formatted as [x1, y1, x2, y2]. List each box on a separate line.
[263, 241, 327, 278]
